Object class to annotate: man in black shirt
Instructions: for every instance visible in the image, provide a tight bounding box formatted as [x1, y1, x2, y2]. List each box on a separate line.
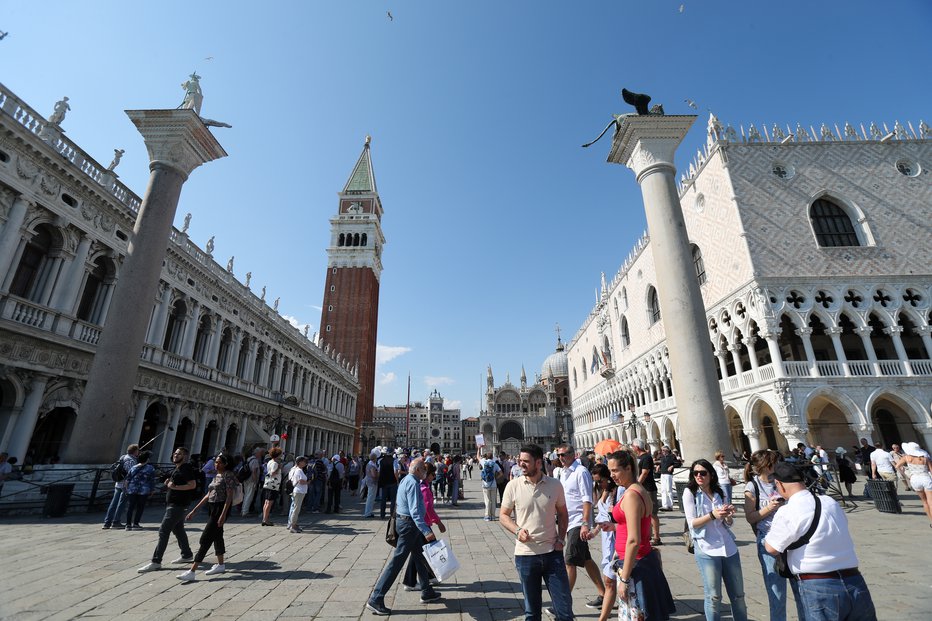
[138, 447, 197, 572]
[632, 439, 662, 545]
[658, 446, 680, 511]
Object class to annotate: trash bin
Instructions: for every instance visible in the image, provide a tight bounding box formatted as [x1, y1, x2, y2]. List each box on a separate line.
[675, 481, 689, 511]
[44, 483, 74, 518]
[865, 479, 901, 514]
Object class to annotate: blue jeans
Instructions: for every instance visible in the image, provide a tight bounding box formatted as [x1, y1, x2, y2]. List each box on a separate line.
[756, 531, 794, 621]
[308, 479, 325, 511]
[369, 516, 436, 604]
[794, 574, 876, 621]
[451, 479, 460, 505]
[514, 549, 573, 621]
[288, 492, 306, 527]
[695, 548, 748, 621]
[380, 483, 397, 519]
[104, 487, 128, 525]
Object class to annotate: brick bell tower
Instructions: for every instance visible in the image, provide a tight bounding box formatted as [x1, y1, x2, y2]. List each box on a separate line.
[320, 136, 385, 453]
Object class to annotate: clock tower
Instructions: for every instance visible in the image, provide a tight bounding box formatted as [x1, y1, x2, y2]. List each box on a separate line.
[320, 137, 385, 453]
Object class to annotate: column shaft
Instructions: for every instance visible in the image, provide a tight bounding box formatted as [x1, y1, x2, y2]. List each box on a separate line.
[7, 375, 50, 463]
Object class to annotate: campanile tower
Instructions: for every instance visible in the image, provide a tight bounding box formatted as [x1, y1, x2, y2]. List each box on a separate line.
[320, 137, 385, 452]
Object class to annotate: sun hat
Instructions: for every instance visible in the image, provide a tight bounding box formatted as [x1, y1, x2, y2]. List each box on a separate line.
[902, 442, 929, 458]
[835, 447, 847, 455]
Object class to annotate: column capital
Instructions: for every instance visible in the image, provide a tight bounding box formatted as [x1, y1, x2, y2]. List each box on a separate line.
[761, 328, 782, 339]
[855, 326, 873, 337]
[883, 325, 904, 335]
[826, 326, 845, 336]
[917, 326, 932, 337]
[744, 428, 761, 438]
[607, 114, 697, 179]
[125, 109, 227, 179]
[795, 327, 814, 337]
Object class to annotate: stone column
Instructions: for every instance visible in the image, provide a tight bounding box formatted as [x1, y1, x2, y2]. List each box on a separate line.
[65, 109, 226, 463]
[146, 283, 173, 346]
[916, 327, 932, 360]
[236, 414, 248, 454]
[824, 327, 850, 376]
[227, 328, 243, 375]
[158, 400, 183, 463]
[179, 299, 201, 360]
[745, 337, 760, 371]
[795, 327, 819, 377]
[762, 330, 785, 378]
[0, 195, 31, 280]
[605, 114, 730, 462]
[779, 424, 809, 450]
[856, 326, 880, 376]
[50, 235, 93, 314]
[191, 408, 209, 456]
[126, 393, 151, 448]
[745, 428, 762, 452]
[884, 326, 913, 376]
[7, 374, 50, 463]
[36, 255, 65, 306]
[206, 315, 224, 369]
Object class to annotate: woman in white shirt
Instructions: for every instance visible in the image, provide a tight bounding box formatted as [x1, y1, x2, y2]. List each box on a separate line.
[683, 458, 747, 621]
[743, 449, 796, 621]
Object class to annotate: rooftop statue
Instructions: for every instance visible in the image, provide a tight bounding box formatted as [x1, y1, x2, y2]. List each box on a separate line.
[205, 235, 215, 255]
[227, 256, 234, 273]
[245, 271, 252, 288]
[274, 297, 280, 311]
[180, 72, 203, 115]
[181, 212, 192, 234]
[48, 96, 70, 125]
[106, 149, 124, 172]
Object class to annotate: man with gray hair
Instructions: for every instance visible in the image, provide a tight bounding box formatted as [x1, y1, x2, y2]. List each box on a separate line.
[367, 458, 441, 614]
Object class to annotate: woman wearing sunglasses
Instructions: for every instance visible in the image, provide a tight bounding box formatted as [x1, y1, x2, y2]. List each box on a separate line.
[683, 459, 747, 621]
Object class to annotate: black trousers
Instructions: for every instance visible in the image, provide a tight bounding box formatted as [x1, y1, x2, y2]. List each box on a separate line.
[194, 502, 226, 563]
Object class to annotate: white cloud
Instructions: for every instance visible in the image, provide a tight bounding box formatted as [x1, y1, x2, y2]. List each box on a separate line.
[444, 399, 462, 409]
[379, 372, 397, 386]
[377, 344, 412, 366]
[425, 375, 455, 386]
[282, 315, 314, 336]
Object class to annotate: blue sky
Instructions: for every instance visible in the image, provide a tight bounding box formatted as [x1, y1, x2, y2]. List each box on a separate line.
[4, 1, 930, 417]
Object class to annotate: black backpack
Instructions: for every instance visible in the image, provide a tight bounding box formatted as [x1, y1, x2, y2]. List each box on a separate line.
[236, 458, 255, 483]
[110, 456, 128, 482]
[329, 463, 341, 487]
[312, 459, 327, 482]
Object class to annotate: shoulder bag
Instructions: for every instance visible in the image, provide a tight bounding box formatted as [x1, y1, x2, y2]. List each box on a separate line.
[385, 500, 398, 547]
[775, 494, 822, 578]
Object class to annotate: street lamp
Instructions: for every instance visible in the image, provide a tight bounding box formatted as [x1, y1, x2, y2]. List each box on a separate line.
[266, 392, 299, 447]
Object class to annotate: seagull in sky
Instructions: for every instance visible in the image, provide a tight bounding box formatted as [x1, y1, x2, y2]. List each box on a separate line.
[387, 11, 393, 21]
[204, 56, 214, 61]
[685, 99, 698, 109]
[0, 31, 8, 40]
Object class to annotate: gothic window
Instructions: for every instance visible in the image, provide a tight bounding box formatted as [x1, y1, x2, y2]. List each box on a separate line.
[591, 346, 600, 373]
[10, 224, 58, 302]
[810, 197, 860, 247]
[573, 368, 578, 388]
[353, 233, 360, 246]
[338, 233, 345, 247]
[647, 286, 661, 325]
[691, 244, 707, 285]
[162, 299, 188, 354]
[621, 315, 631, 348]
[361, 233, 368, 246]
[581, 360, 588, 381]
[622, 287, 628, 309]
[613, 297, 619, 319]
[76, 256, 116, 324]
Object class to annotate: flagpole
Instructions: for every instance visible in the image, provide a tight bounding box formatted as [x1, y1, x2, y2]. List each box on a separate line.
[405, 372, 411, 447]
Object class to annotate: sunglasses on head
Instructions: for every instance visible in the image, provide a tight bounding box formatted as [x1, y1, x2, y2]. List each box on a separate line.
[692, 470, 709, 477]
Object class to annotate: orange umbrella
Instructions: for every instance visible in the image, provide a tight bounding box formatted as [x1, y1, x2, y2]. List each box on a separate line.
[594, 438, 622, 456]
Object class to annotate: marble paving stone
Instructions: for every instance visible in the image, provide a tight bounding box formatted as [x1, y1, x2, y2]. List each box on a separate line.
[1, 478, 929, 620]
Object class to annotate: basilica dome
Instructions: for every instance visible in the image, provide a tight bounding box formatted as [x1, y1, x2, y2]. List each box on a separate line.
[541, 338, 568, 378]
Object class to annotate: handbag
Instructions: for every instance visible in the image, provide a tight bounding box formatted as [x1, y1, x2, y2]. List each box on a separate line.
[775, 493, 822, 579]
[422, 539, 461, 582]
[385, 504, 398, 547]
[682, 518, 694, 554]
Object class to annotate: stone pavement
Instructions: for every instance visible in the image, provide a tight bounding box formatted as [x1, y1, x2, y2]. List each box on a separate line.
[0, 476, 929, 621]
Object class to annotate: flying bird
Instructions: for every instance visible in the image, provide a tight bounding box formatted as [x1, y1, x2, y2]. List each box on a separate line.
[204, 56, 214, 61]
[0, 31, 8, 40]
[387, 11, 393, 21]
[685, 99, 698, 109]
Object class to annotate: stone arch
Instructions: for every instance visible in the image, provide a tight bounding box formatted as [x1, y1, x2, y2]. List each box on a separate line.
[724, 404, 746, 457]
[801, 387, 864, 449]
[865, 387, 930, 433]
[29, 406, 77, 463]
[138, 401, 169, 449]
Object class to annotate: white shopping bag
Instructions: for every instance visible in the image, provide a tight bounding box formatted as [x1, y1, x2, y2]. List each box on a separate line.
[422, 539, 460, 582]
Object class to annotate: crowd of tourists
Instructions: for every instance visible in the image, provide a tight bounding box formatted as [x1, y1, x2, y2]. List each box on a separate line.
[89, 432, 932, 620]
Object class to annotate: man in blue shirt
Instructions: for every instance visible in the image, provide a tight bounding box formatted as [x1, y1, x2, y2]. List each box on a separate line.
[367, 458, 441, 615]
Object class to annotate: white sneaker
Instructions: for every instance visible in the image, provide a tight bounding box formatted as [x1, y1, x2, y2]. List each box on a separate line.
[137, 562, 161, 573]
[176, 570, 196, 582]
[204, 564, 226, 576]
[171, 556, 194, 564]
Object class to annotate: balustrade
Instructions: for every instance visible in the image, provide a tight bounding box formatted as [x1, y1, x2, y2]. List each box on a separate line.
[815, 361, 844, 377]
[877, 360, 906, 376]
[6, 299, 50, 329]
[783, 361, 811, 378]
[910, 360, 932, 375]
[848, 360, 873, 376]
